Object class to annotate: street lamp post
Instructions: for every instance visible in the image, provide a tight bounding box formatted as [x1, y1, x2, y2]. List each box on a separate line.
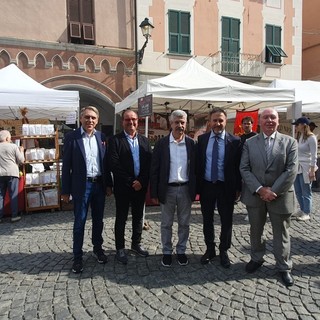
[138, 18, 154, 64]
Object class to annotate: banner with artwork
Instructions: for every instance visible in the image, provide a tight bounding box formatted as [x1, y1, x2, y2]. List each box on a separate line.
[234, 110, 259, 136]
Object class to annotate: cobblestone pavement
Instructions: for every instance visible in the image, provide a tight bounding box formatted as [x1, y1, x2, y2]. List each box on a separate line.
[0, 192, 320, 320]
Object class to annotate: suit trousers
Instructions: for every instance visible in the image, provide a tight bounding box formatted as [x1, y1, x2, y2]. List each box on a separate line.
[160, 185, 192, 255]
[73, 181, 105, 260]
[114, 189, 146, 250]
[246, 204, 292, 271]
[200, 180, 234, 252]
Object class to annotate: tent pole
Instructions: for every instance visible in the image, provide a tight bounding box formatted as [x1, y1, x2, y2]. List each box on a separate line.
[145, 116, 149, 137]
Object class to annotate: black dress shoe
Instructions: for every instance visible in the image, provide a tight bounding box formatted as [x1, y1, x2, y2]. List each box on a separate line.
[280, 271, 294, 287]
[220, 251, 231, 268]
[245, 260, 264, 273]
[131, 244, 149, 257]
[200, 249, 216, 265]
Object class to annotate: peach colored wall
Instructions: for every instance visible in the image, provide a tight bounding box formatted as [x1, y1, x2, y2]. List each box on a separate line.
[242, 0, 263, 55]
[302, 0, 320, 80]
[149, 0, 166, 53]
[193, 1, 219, 56]
[283, 0, 293, 65]
[95, 0, 134, 49]
[1, 0, 68, 42]
[0, 0, 134, 49]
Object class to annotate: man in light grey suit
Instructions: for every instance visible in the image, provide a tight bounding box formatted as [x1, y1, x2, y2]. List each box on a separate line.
[240, 108, 298, 287]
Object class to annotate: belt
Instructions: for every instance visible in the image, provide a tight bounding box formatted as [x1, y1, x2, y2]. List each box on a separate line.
[87, 176, 102, 183]
[168, 182, 188, 187]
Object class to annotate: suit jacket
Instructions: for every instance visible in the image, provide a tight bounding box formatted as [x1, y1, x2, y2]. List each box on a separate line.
[150, 134, 197, 204]
[108, 131, 152, 195]
[197, 131, 242, 200]
[61, 128, 112, 199]
[240, 132, 298, 212]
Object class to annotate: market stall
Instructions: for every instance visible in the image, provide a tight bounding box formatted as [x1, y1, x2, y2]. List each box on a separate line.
[0, 64, 79, 215]
[115, 58, 295, 115]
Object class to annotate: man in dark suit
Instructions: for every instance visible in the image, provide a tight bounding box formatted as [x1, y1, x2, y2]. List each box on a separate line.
[197, 107, 242, 268]
[61, 106, 113, 274]
[240, 108, 298, 287]
[108, 110, 152, 264]
[150, 110, 196, 267]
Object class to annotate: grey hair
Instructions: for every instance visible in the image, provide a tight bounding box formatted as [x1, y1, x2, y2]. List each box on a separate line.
[0, 130, 11, 142]
[169, 110, 188, 122]
[80, 106, 99, 118]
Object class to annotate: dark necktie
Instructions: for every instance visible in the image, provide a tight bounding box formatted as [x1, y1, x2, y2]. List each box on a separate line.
[211, 135, 219, 182]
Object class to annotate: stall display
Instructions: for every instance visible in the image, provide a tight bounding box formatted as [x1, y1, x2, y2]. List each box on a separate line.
[16, 125, 61, 213]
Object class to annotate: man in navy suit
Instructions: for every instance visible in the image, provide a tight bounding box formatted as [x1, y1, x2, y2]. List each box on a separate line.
[197, 107, 242, 268]
[61, 106, 113, 273]
[150, 110, 196, 267]
[108, 110, 152, 264]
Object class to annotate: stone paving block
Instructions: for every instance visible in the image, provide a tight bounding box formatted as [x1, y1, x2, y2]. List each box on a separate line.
[0, 193, 320, 318]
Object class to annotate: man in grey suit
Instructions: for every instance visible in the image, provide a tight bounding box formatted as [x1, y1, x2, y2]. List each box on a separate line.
[240, 108, 298, 287]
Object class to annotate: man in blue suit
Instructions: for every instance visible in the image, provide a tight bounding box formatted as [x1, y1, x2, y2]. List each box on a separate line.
[197, 107, 242, 268]
[61, 106, 113, 273]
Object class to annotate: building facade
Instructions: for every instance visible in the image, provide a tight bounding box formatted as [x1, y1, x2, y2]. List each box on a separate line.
[0, 0, 137, 134]
[302, 0, 320, 81]
[137, 0, 302, 86]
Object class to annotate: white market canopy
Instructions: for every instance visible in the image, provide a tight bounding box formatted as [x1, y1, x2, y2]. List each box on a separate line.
[0, 64, 79, 120]
[270, 79, 320, 113]
[115, 58, 295, 115]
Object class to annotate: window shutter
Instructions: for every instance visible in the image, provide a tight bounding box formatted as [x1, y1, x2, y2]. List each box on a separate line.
[83, 23, 94, 40]
[68, 0, 80, 21]
[70, 21, 81, 38]
[82, 0, 93, 23]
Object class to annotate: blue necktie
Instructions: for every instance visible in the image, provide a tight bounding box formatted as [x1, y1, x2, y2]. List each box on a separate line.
[211, 135, 219, 182]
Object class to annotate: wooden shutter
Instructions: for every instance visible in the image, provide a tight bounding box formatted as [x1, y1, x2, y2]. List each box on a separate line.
[70, 21, 81, 38]
[83, 23, 94, 40]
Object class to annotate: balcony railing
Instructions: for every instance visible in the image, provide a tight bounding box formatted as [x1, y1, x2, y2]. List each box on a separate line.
[210, 51, 262, 78]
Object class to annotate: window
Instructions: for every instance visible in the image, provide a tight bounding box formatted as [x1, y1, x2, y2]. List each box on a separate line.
[221, 17, 240, 74]
[265, 24, 287, 63]
[67, 0, 95, 45]
[168, 10, 190, 55]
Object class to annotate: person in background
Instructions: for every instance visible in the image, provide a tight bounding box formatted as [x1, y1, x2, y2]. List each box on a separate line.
[108, 110, 152, 265]
[197, 107, 242, 268]
[61, 106, 113, 274]
[240, 116, 257, 144]
[0, 130, 24, 223]
[240, 108, 298, 287]
[150, 110, 196, 267]
[309, 122, 318, 133]
[239, 116, 258, 217]
[292, 117, 318, 221]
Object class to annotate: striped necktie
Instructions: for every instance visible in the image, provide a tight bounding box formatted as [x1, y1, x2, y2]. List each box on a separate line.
[265, 136, 272, 162]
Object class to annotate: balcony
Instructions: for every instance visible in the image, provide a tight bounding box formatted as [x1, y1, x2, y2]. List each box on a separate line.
[210, 51, 262, 80]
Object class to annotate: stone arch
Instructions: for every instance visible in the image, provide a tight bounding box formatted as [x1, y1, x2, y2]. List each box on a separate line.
[101, 59, 111, 74]
[0, 50, 11, 68]
[17, 51, 29, 69]
[115, 60, 126, 75]
[68, 56, 80, 71]
[52, 54, 63, 70]
[85, 58, 95, 73]
[35, 53, 46, 69]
